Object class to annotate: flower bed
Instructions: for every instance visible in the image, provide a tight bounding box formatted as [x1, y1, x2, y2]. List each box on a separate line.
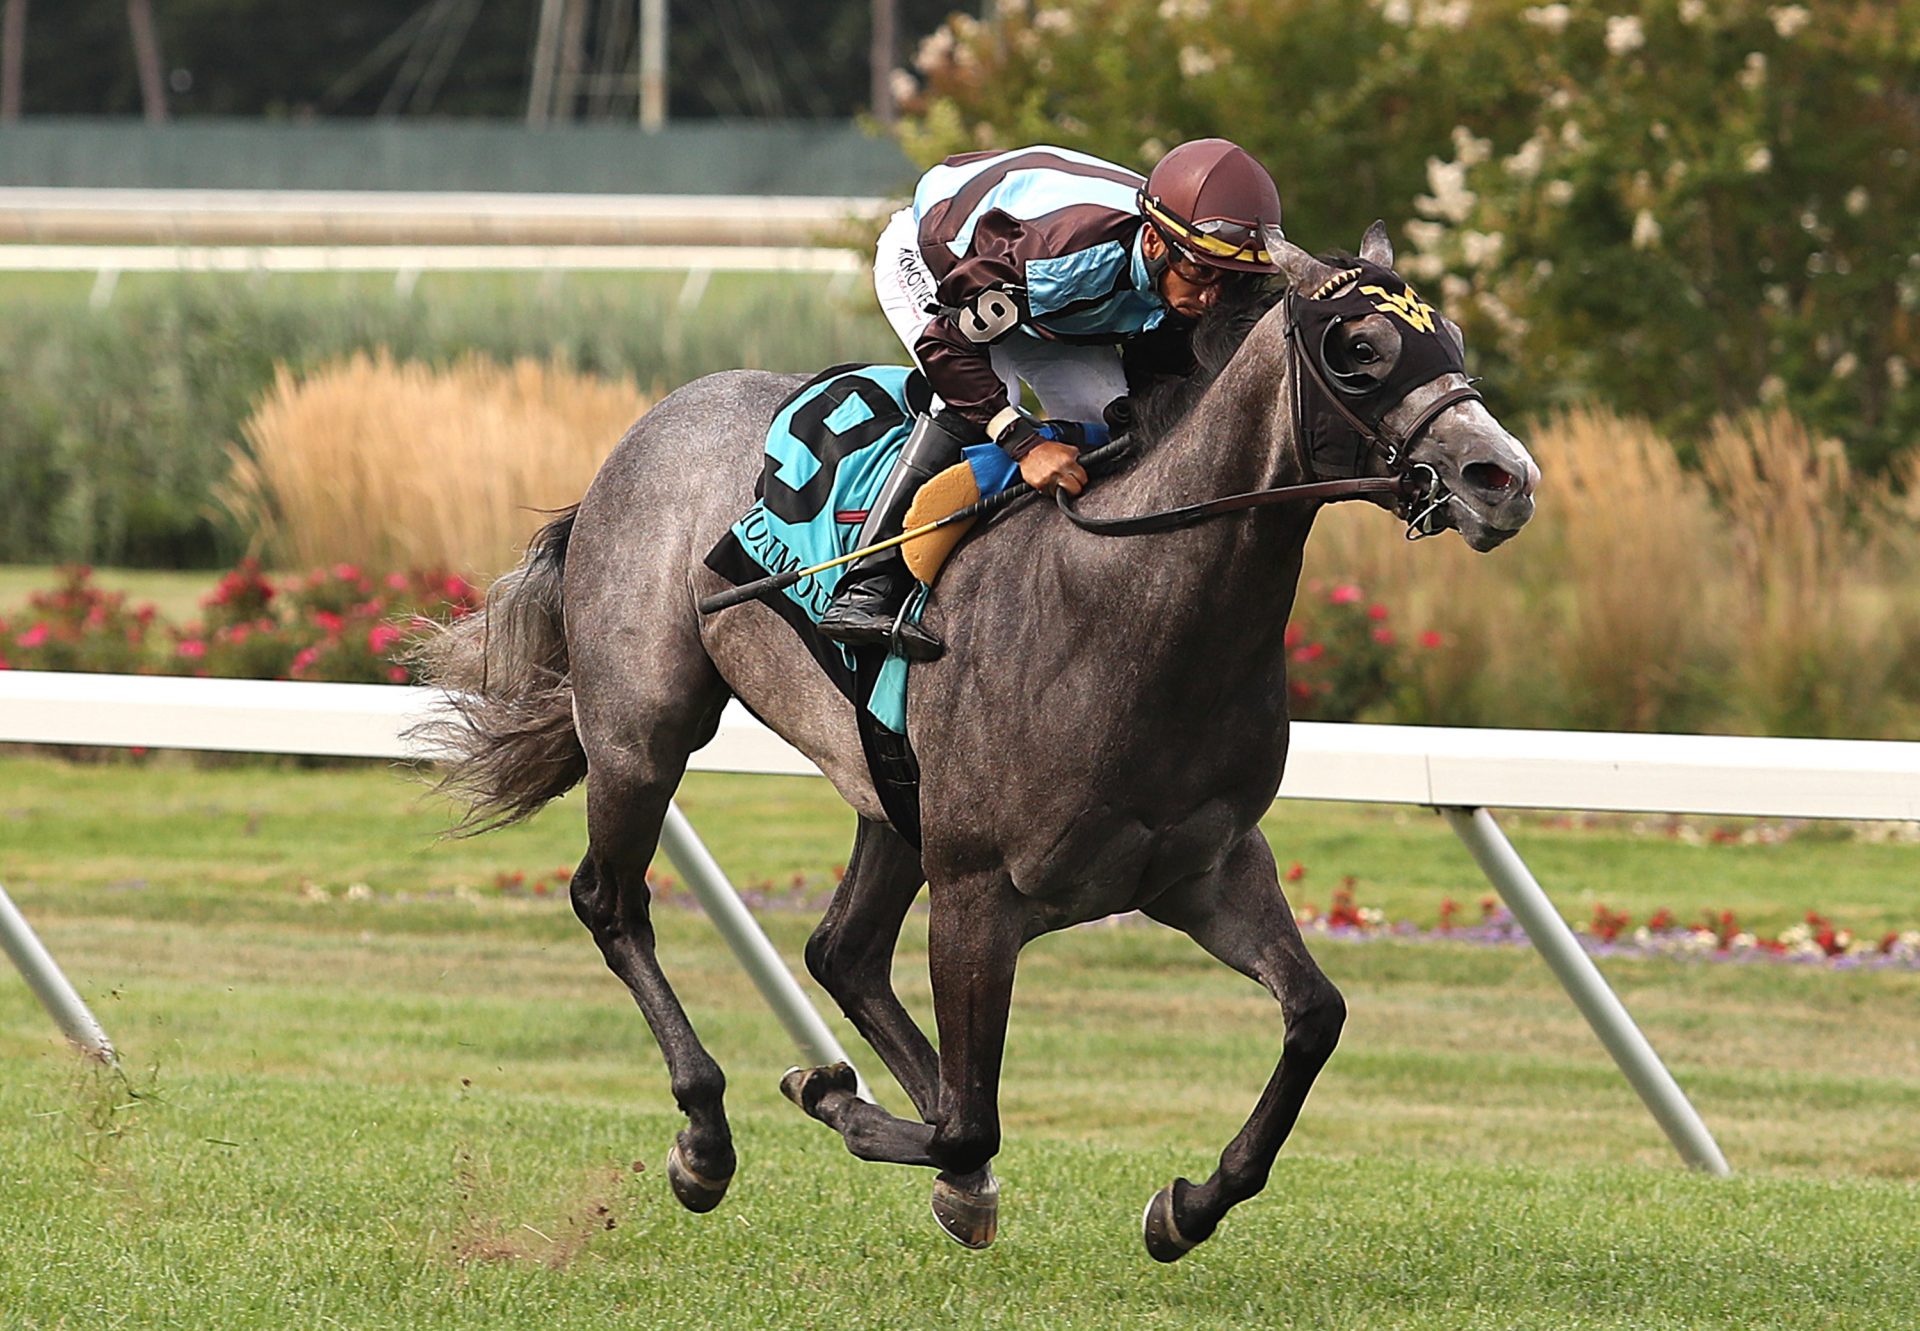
[1287, 872, 1920, 973]
[1, 563, 480, 683]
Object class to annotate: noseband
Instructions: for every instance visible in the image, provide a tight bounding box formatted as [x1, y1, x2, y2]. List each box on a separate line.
[1055, 273, 1479, 541]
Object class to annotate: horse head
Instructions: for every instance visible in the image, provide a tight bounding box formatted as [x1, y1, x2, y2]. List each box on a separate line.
[1264, 221, 1539, 551]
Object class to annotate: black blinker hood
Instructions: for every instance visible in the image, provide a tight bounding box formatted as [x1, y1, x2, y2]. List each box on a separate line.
[1289, 261, 1468, 477]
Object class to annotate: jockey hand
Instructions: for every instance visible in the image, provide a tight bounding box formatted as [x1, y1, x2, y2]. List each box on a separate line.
[1019, 439, 1087, 495]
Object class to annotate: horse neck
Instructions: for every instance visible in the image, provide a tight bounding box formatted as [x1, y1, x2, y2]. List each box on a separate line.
[1065, 310, 1316, 673]
[1133, 308, 1308, 506]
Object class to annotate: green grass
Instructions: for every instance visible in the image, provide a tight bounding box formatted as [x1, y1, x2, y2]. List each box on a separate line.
[2, 754, 1918, 1327]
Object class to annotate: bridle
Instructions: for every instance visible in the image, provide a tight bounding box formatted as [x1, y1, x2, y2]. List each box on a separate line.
[1055, 284, 1479, 542]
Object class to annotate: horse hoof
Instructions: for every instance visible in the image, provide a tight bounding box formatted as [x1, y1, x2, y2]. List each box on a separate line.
[1142, 1183, 1198, 1263]
[931, 1166, 999, 1250]
[779, 1062, 857, 1116]
[666, 1139, 731, 1214]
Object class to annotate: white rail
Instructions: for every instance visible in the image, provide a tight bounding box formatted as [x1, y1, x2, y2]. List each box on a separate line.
[3, 672, 1915, 820]
[0, 188, 891, 247]
[0, 243, 864, 277]
[10, 671, 1916, 1172]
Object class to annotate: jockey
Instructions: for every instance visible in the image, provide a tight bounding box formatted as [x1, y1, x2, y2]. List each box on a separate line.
[819, 138, 1285, 659]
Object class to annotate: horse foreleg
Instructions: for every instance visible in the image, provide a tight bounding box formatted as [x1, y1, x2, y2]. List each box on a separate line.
[920, 875, 1028, 1248]
[801, 816, 939, 1115]
[573, 765, 736, 1214]
[1140, 833, 1346, 1262]
[783, 872, 1026, 1250]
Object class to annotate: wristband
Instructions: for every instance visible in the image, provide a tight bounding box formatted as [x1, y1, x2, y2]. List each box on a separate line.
[990, 406, 1043, 461]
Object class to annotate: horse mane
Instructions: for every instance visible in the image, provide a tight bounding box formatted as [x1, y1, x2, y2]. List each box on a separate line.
[1130, 254, 1359, 449]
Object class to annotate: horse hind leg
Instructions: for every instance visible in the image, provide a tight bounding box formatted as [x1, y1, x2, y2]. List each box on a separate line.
[1139, 833, 1347, 1261]
[797, 816, 939, 1115]
[571, 688, 739, 1213]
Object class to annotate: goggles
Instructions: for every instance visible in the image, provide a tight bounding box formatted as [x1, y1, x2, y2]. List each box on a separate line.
[1140, 194, 1274, 268]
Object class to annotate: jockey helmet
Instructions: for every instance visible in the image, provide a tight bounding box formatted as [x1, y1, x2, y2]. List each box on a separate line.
[1139, 139, 1283, 275]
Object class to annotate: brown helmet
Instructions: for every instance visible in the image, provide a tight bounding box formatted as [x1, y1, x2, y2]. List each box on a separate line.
[1139, 138, 1283, 274]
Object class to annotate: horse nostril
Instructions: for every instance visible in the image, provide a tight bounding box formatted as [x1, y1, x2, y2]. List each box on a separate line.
[1462, 461, 1515, 494]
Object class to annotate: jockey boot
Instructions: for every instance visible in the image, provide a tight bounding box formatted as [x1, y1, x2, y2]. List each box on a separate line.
[818, 411, 969, 660]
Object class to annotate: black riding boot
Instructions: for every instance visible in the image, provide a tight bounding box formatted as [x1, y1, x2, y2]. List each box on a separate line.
[818, 412, 968, 660]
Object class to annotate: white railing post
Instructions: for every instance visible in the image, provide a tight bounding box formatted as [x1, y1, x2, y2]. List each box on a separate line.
[657, 803, 871, 1100]
[0, 884, 116, 1063]
[1441, 806, 1731, 1175]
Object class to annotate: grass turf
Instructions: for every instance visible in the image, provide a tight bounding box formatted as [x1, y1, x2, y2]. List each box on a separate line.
[2, 754, 1917, 1327]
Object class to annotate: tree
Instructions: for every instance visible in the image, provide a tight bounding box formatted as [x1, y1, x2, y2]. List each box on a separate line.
[900, 0, 1920, 467]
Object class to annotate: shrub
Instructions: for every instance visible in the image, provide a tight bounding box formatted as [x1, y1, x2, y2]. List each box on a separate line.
[0, 562, 479, 684]
[1284, 580, 1441, 721]
[0, 566, 158, 673]
[222, 353, 651, 579]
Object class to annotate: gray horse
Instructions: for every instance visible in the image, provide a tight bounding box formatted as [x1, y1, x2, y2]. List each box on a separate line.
[416, 225, 1538, 1261]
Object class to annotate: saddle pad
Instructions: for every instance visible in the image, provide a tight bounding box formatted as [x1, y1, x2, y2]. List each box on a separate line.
[704, 364, 932, 733]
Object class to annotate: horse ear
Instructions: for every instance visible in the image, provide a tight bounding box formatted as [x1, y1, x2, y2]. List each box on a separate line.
[1359, 220, 1394, 268]
[1263, 224, 1334, 293]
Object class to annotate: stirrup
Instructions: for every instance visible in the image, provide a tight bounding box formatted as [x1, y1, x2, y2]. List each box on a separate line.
[884, 585, 943, 662]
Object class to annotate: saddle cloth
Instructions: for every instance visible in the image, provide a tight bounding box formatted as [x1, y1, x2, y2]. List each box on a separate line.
[703, 363, 1019, 735]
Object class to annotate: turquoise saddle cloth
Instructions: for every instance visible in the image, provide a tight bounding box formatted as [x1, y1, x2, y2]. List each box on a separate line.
[702, 363, 1019, 734]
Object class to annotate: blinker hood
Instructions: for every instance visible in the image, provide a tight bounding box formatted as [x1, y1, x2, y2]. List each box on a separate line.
[1290, 261, 1469, 477]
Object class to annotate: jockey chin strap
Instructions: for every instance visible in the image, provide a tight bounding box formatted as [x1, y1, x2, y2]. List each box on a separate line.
[1053, 265, 1478, 540]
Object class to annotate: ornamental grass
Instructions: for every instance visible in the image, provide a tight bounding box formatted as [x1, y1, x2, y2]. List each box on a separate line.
[222, 352, 651, 580]
[1308, 404, 1920, 738]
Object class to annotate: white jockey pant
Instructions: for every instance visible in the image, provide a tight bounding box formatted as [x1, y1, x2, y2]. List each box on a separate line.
[872, 206, 1128, 425]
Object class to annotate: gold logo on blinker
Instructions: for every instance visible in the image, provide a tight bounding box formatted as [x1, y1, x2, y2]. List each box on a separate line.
[1359, 284, 1437, 334]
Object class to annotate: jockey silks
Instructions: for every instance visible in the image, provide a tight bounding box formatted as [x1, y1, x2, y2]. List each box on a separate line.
[910, 146, 1175, 428]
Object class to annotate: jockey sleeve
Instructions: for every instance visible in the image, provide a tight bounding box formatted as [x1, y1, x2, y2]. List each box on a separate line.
[911, 146, 1173, 428]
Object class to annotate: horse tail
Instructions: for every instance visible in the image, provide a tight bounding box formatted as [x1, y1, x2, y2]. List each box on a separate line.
[409, 507, 587, 834]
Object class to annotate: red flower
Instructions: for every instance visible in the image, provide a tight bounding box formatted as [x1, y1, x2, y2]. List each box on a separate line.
[313, 610, 344, 633]
[15, 622, 48, 648]
[1284, 861, 1306, 883]
[1367, 603, 1388, 621]
[1292, 641, 1326, 663]
[176, 639, 207, 659]
[1329, 584, 1361, 605]
[1419, 629, 1444, 649]
[386, 665, 408, 683]
[367, 623, 405, 655]
[1283, 623, 1302, 649]
[1372, 627, 1395, 645]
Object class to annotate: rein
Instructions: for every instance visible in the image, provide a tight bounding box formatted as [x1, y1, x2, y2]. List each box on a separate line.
[1055, 288, 1476, 540]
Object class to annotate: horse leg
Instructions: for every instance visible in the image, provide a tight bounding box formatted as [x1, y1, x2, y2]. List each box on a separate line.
[1138, 833, 1347, 1262]
[796, 816, 939, 1115]
[781, 873, 1028, 1250]
[570, 696, 740, 1214]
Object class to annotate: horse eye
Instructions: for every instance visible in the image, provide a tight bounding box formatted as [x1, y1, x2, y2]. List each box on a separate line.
[1351, 340, 1379, 364]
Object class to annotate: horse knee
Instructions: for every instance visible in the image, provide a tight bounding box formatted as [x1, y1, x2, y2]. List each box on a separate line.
[1285, 982, 1346, 1064]
[804, 926, 879, 1009]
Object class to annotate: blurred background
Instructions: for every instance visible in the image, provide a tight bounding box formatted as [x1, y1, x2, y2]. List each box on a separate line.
[0, 0, 1915, 736]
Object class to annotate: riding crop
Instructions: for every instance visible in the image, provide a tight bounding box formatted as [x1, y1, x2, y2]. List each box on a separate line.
[697, 439, 1134, 615]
